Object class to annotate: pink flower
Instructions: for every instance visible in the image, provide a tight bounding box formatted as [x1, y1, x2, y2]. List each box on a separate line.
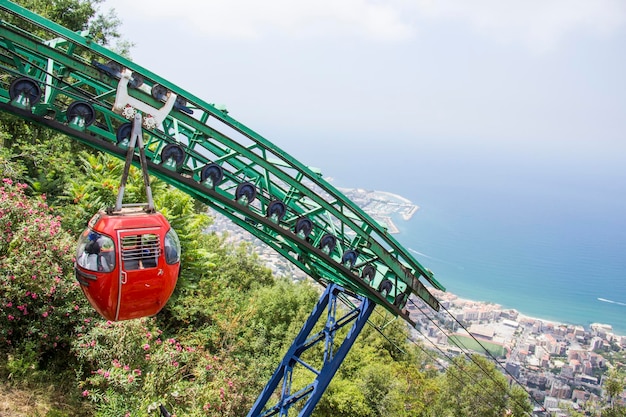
[82, 390, 89, 397]
[127, 375, 135, 383]
[7, 315, 14, 321]
[133, 369, 141, 375]
[203, 403, 211, 411]
[42, 312, 48, 318]
[143, 343, 150, 351]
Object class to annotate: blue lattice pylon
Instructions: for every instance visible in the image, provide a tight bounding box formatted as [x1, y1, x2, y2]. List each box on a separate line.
[247, 283, 375, 417]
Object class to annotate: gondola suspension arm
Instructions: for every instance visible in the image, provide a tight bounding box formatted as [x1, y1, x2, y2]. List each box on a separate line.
[113, 113, 155, 213]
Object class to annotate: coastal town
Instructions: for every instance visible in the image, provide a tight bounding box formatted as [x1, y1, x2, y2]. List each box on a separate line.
[409, 290, 626, 416]
[207, 187, 626, 417]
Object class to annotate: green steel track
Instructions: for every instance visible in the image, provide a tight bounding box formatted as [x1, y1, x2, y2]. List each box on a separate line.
[0, 0, 444, 324]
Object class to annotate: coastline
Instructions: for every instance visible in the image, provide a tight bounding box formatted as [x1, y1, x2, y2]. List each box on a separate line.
[429, 288, 624, 338]
[380, 216, 400, 234]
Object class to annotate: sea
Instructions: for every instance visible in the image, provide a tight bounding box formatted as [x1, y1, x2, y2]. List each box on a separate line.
[309, 141, 626, 336]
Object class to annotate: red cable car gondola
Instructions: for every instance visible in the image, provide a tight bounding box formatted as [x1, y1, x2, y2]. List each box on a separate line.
[75, 114, 181, 321]
[75, 208, 181, 321]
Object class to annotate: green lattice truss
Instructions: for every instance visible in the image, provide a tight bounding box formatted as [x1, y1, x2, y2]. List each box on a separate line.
[0, 1, 444, 324]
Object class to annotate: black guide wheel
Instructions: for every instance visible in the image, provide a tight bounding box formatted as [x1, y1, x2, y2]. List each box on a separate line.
[151, 84, 168, 101]
[267, 200, 287, 221]
[378, 279, 393, 297]
[106, 60, 122, 77]
[341, 249, 359, 268]
[319, 234, 337, 254]
[235, 182, 257, 205]
[394, 292, 408, 308]
[200, 163, 224, 187]
[294, 217, 313, 238]
[175, 96, 187, 108]
[129, 72, 144, 89]
[116, 122, 132, 144]
[361, 264, 376, 283]
[160, 143, 186, 170]
[66, 101, 96, 126]
[9, 77, 42, 105]
[174, 95, 193, 115]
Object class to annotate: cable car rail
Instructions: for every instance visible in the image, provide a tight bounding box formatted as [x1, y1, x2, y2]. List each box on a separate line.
[0, 1, 444, 324]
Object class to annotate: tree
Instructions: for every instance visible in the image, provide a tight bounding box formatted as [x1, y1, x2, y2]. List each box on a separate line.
[603, 369, 626, 417]
[438, 355, 532, 417]
[11, 0, 130, 53]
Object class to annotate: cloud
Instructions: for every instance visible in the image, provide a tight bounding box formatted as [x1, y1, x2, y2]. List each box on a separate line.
[106, 0, 626, 51]
[413, 0, 626, 51]
[105, 0, 415, 41]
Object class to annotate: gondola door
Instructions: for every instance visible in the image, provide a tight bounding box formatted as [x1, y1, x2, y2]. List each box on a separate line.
[115, 226, 168, 321]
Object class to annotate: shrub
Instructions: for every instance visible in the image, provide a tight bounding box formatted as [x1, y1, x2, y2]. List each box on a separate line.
[73, 318, 251, 416]
[0, 178, 93, 367]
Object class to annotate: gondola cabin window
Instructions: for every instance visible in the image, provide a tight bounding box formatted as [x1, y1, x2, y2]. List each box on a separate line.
[121, 233, 161, 270]
[76, 230, 115, 272]
[164, 229, 181, 264]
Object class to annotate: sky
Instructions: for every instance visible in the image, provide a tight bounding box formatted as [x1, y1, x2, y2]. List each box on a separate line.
[99, 0, 626, 182]
[97, 1, 626, 324]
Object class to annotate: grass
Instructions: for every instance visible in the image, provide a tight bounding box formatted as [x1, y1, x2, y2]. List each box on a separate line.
[0, 383, 67, 416]
[448, 334, 507, 358]
[0, 370, 93, 417]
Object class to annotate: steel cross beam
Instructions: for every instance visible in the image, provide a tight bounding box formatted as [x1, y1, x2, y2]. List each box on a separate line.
[0, 0, 444, 321]
[247, 283, 375, 417]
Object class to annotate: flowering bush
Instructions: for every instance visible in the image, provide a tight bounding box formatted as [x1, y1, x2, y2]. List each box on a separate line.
[74, 318, 249, 416]
[0, 178, 93, 364]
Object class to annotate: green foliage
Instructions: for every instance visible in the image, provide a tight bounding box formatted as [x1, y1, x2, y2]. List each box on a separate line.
[312, 313, 443, 417]
[244, 278, 318, 355]
[438, 355, 532, 417]
[315, 378, 373, 417]
[0, 114, 85, 205]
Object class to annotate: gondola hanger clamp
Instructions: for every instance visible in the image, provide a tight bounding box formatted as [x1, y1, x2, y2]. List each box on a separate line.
[112, 68, 177, 129]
